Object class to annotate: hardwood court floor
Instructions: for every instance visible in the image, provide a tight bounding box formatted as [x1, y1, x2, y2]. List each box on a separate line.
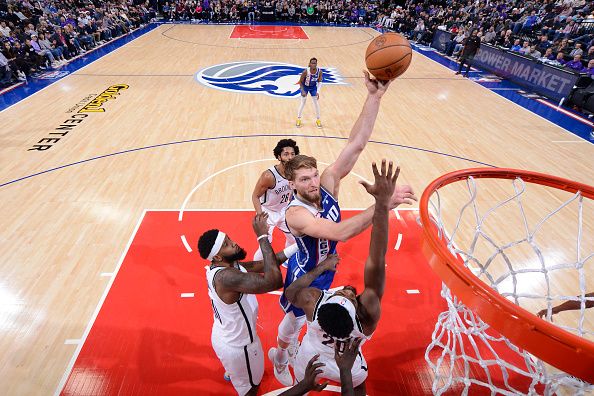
[0, 24, 592, 395]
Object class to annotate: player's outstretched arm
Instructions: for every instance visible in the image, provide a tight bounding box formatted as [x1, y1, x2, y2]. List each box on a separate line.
[218, 213, 283, 294]
[251, 170, 275, 215]
[537, 292, 594, 320]
[335, 338, 362, 396]
[358, 160, 397, 330]
[320, 71, 392, 197]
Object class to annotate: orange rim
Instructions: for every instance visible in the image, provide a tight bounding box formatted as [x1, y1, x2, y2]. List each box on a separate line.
[420, 168, 594, 383]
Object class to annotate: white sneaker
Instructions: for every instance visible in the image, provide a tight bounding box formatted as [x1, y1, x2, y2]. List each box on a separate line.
[268, 348, 293, 386]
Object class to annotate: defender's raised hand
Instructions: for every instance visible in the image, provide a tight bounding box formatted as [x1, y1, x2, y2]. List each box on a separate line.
[359, 159, 398, 203]
[318, 254, 339, 273]
[252, 212, 269, 237]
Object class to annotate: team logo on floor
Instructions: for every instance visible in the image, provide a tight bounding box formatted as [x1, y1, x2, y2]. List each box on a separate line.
[195, 61, 347, 98]
[36, 70, 70, 80]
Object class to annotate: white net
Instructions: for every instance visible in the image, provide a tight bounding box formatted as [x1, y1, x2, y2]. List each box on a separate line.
[424, 175, 594, 396]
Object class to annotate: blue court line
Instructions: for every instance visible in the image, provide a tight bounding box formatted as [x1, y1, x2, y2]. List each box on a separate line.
[0, 134, 496, 189]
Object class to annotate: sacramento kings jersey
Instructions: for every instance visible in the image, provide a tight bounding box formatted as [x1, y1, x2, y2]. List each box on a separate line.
[206, 264, 258, 347]
[304, 68, 320, 87]
[300, 291, 369, 358]
[280, 186, 340, 315]
[260, 165, 291, 213]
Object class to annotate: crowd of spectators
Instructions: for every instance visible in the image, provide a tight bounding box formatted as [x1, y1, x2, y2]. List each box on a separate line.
[157, 0, 593, 76]
[0, 0, 156, 88]
[2, 0, 594, 89]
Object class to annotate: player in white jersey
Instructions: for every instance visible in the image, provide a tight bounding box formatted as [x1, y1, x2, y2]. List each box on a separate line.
[251, 139, 299, 262]
[296, 57, 323, 128]
[199, 213, 298, 396]
[284, 160, 399, 395]
[269, 72, 416, 386]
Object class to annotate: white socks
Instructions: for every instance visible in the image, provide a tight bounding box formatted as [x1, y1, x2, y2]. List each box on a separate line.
[297, 95, 306, 118]
[312, 96, 321, 119]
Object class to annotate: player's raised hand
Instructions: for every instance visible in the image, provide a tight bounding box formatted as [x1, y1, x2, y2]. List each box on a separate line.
[252, 212, 269, 238]
[301, 354, 329, 392]
[319, 254, 339, 273]
[335, 337, 363, 372]
[363, 70, 391, 98]
[359, 159, 398, 204]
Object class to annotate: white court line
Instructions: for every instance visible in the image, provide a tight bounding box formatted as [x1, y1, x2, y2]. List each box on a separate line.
[99, 272, 113, 277]
[178, 159, 373, 222]
[54, 210, 147, 396]
[394, 233, 403, 250]
[64, 339, 81, 345]
[181, 293, 195, 298]
[406, 289, 420, 294]
[178, 159, 272, 221]
[181, 234, 192, 252]
[393, 208, 401, 220]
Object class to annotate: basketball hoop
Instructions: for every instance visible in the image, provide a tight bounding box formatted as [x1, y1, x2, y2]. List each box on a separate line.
[419, 168, 594, 395]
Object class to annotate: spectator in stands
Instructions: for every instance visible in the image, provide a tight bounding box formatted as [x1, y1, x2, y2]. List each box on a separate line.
[586, 59, 594, 77]
[587, 45, 594, 61]
[0, 50, 12, 86]
[539, 48, 556, 63]
[0, 21, 10, 38]
[569, 42, 584, 57]
[527, 45, 542, 59]
[38, 32, 66, 64]
[536, 35, 552, 54]
[519, 41, 531, 55]
[564, 54, 586, 72]
[511, 39, 522, 52]
[483, 26, 496, 44]
[30, 33, 58, 68]
[552, 51, 568, 66]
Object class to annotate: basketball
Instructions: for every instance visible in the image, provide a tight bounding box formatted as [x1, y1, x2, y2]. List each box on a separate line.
[365, 33, 412, 80]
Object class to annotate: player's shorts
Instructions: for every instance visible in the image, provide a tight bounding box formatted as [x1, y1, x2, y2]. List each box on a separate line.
[294, 341, 369, 388]
[211, 334, 264, 395]
[262, 207, 291, 235]
[302, 84, 318, 96]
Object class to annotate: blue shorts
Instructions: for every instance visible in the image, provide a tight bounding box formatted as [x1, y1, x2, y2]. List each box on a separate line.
[301, 84, 318, 96]
[280, 254, 335, 317]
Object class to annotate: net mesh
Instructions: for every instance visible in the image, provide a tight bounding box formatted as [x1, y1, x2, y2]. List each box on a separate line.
[424, 175, 594, 395]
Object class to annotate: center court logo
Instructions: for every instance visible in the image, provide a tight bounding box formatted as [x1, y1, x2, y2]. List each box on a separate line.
[195, 61, 347, 98]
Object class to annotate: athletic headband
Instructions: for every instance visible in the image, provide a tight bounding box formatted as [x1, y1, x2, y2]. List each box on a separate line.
[207, 231, 226, 261]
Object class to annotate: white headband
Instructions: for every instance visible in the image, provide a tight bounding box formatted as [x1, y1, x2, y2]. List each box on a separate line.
[207, 231, 226, 261]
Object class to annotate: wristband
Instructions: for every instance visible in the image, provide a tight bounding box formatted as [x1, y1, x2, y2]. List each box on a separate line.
[257, 234, 268, 241]
[283, 244, 299, 258]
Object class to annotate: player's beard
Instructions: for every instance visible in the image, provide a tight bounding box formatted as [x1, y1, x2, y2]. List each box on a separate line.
[223, 247, 247, 262]
[299, 189, 321, 206]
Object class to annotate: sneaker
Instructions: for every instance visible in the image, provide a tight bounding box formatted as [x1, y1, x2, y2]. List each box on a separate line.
[268, 348, 294, 386]
[223, 372, 231, 381]
[296, 118, 301, 127]
[316, 119, 322, 128]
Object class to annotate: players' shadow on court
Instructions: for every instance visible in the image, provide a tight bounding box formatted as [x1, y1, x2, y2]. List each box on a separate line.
[137, 327, 221, 384]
